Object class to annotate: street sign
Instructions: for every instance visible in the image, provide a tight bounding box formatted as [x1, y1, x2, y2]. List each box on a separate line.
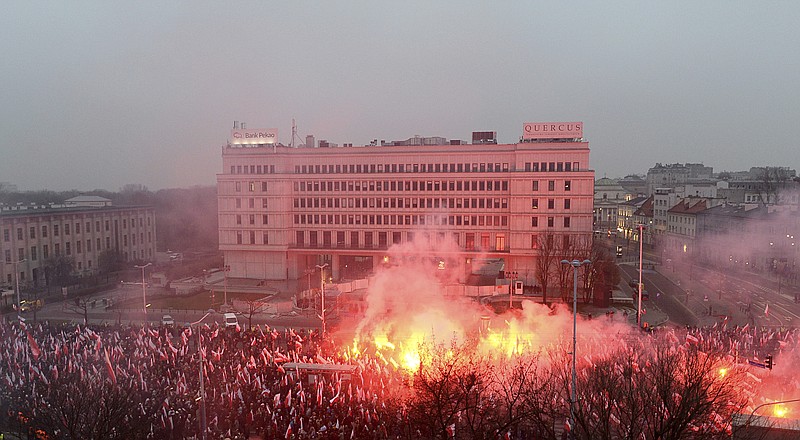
[748, 360, 767, 369]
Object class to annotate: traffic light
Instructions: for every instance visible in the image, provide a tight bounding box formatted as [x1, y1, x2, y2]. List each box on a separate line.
[765, 355, 773, 370]
[616, 245, 623, 258]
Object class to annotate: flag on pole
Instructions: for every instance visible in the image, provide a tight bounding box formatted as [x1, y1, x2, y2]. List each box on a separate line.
[764, 303, 769, 317]
[27, 331, 41, 360]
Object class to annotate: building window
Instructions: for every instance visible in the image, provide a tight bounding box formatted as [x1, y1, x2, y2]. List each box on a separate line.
[564, 217, 571, 228]
[547, 217, 554, 228]
[532, 199, 539, 209]
[65, 242, 71, 256]
[29, 227, 36, 239]
[548, 199, 555, 209]
[565, 180, 571, 191]
[235, 181, 242, 192]
[532, 181, 539, 191]
[262, 232, 269, 244]
[43, 245, 49, 259]
[236, 232, 243, 244]
[564, 199, 571, 209]
[30, 246, 37, 261]
[17, 228, 23, 240]
[495, 234, 506, 251]
[548, 180, 555, 191]
[532, 217, 539, 227]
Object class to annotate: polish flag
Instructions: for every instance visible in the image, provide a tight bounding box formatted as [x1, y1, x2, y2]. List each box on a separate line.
[27, 332, 41, 360]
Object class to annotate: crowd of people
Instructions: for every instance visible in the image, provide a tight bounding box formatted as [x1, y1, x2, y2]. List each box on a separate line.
[1, 319, 407, 439]
[2, 315, 800, 439]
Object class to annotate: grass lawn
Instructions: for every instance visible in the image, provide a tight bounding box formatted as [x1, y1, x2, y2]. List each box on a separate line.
[114, 290, 276, 311]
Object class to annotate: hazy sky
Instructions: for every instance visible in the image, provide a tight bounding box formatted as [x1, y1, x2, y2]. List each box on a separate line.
[2, 2, 798, 191]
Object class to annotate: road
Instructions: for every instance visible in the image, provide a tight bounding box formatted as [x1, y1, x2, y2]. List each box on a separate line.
[618, 259, 800, 328]
[12, 286, 338, 333]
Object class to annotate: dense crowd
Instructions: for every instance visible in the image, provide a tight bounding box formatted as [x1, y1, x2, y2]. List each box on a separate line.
[2, 316, 800, 440]
[0, 319, 406, 439]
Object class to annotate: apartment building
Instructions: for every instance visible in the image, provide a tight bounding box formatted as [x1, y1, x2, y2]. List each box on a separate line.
[217, 122, 594, 284]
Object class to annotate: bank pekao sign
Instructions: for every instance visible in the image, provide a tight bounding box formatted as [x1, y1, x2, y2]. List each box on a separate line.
[522, 122, 583, 139]
[231, 128, 278, 145]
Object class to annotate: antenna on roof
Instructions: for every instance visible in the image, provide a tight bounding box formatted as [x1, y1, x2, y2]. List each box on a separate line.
[291, 118, 304, 148]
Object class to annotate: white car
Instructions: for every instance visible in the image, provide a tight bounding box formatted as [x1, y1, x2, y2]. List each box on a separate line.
[223, 312, 239, 329]
[161, 315, 175, 326]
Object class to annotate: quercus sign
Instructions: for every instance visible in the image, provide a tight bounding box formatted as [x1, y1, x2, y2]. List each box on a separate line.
[231, 128, 278, 144]
[522, 122, 583, 139]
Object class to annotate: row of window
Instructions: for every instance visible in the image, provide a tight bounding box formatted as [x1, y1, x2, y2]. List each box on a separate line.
[4, 234, 153, 262]
[4, 248, 155, 285]
[293, 213, 512, 227]
[287, 161, 583, 175]
[230, 164, 277, 175]
[294, 179, 514, 193]
[293, 197, 510, 210]
[235, 214, 269, 226]
[294, 162, 512, 175]
[234, 181, 269, 192]
[532, 198, 572, 210]
[2, 217, 151, 242]
[233, 198, 269, 209]
[292, 230, 510, 251]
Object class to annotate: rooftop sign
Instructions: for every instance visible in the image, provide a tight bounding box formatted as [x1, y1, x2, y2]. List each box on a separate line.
[231, 128, 278, 145]
[522, 122, 582, 139]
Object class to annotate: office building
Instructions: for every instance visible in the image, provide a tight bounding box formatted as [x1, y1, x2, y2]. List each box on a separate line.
[217, 122, 594, 286]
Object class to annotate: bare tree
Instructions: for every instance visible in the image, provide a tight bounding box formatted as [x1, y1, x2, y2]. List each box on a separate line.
[755, 166, 790, 204]
[584, 240, 620, 305]
[565, 340, 748, 440]
[236, 298, 269, 330]
[535, 232, 559, 304]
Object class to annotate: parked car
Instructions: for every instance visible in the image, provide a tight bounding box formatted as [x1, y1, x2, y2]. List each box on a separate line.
[19, 299, 43, 312]
[161, 314, 175, 326]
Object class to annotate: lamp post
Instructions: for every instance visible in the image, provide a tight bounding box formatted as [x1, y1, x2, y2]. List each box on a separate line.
[637, 224, 645, 327]
[561, 258, 591, 436]
[134, 263, 152, 325]
[190, 312, 212, 440]
[316, 263, 329, 336]
[223, 265, 230, 307]
[741, 398, 800, 436]
[507, 270, 518, 309]
[8, 258, 26, 324]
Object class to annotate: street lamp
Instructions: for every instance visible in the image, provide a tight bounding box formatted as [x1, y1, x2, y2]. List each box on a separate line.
[223, 264, 231, 307]
[316, 263, 329, 335]
[561, 258, 591, 436]
[189, 312, 212, 440]
[637, 224, 646, 327]
[134, 262, 152, 324]
[740, 398, 800, 435]
[7, 258, 26, 325]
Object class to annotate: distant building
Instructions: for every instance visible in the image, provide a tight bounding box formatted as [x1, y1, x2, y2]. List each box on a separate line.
[217, 122, 595, 285]
[1, 203, 156, 288]
[593, 177, 626, 233]
[646, 163, 715, 195]
[65, 195, 113, 208]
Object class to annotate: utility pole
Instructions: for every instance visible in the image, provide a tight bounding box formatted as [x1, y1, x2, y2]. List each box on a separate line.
[316, 263, 329, 335]
[134, 262, 152, 325]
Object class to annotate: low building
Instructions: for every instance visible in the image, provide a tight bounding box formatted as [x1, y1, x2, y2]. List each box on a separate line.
[1, 203, 156, 289]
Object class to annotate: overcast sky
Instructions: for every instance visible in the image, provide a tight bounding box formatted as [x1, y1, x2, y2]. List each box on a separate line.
[2, 2, 798, 191]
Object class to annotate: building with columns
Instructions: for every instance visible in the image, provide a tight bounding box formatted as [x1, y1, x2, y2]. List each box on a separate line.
[217, 122, 594, 285]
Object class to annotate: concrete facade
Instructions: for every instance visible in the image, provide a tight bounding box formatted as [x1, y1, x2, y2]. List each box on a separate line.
[217, 136, 594, 285]
[1, 205, 156, 288]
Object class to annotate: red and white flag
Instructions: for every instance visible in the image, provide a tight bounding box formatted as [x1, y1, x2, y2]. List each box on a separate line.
[764, 303, 769, 317]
